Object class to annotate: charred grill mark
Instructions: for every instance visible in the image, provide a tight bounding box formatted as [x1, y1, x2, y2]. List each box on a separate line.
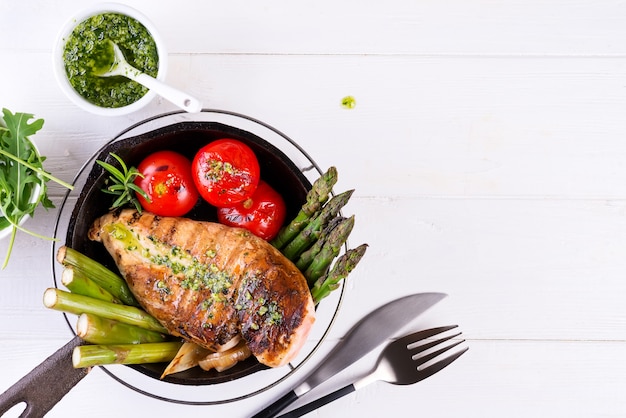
[176, 326, 191, 339]
[128, 209, 143, 225]
[162, 222, 177, 244]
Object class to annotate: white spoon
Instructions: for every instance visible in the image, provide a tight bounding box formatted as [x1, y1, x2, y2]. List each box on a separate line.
[96, 40, 202, 113]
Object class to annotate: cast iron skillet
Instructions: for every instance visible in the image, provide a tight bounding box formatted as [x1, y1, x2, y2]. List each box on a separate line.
[0, 114, 318, 417]
[67, 120, 312, 383]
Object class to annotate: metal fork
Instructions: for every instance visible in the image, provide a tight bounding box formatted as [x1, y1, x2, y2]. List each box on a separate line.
[277, 325, 468, 418]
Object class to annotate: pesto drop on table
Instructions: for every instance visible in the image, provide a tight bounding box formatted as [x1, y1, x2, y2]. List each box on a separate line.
[63, 13, 159, 108]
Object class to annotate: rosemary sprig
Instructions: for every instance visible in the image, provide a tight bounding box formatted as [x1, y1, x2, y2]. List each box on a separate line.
[96, 153, 149, 212]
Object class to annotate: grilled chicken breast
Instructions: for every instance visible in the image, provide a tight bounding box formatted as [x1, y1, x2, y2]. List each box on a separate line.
[88, 209, 315, 368]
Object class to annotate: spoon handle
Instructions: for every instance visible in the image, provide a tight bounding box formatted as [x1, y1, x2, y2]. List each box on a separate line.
[134, 73, 203, 113]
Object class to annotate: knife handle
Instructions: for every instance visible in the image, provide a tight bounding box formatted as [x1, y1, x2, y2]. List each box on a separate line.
[278, 384, 356, 418]
[251, 390, 299, 418]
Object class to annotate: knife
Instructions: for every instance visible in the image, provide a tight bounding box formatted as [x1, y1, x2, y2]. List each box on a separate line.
[251, 292, 447, 418]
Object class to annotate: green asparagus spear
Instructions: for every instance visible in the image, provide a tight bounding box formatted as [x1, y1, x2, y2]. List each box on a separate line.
[43, 288, 167, 333]
[62, 267, 121, 304]
[305, 215, 355, 285]
[310, 243, 368, 304]
[57, 246, 139, 307]
[295, 216, 344, 271]
[271, 167, 338, 249]
[72, 341, 183, 368]
[282, 189, 354, 261]
[77, 313, 168, 345]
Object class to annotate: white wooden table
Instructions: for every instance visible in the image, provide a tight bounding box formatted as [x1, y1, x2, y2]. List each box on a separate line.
[2, 1, 626, 416]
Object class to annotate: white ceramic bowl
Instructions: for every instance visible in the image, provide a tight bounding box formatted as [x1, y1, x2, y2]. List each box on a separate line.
[52, 3, 168, 116]
[0, 184, 42, 240]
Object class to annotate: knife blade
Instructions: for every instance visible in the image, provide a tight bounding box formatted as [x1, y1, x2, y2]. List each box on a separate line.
[251, 292, 447, 418]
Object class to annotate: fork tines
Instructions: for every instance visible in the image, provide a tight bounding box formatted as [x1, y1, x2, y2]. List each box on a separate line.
[404, 325, 468, 377]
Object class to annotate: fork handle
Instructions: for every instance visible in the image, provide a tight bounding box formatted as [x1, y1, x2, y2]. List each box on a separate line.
[251, 390, 299, 418]
[277, 384, 356, 418]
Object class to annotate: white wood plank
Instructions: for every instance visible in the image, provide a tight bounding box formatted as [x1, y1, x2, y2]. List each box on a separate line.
[341, 197, 626, 342]
[284, 339, 626, 418]
[4, 195, 626, 342]
[4, 52, 626, 199]
[4, 0, 626, 55]
[2, 339, 624, 417]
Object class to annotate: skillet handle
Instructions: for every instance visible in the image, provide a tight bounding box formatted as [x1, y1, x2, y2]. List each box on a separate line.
[0, 336, 90, 418]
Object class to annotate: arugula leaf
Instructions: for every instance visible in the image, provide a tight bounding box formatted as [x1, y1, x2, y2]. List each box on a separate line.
[0, 108, 73, 269]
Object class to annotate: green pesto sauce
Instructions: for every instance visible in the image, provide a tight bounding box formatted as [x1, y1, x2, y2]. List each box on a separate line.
[341, 95, 356, 109]
[105, 223, 140, 251]
[235, 277, 283, 328]
[63, 13, 159, 108]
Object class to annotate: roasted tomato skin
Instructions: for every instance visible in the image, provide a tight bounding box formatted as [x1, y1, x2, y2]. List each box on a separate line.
[134, 150, 199, 217]
[192, 139, 261, 207]
[217, 180, 286, 240]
